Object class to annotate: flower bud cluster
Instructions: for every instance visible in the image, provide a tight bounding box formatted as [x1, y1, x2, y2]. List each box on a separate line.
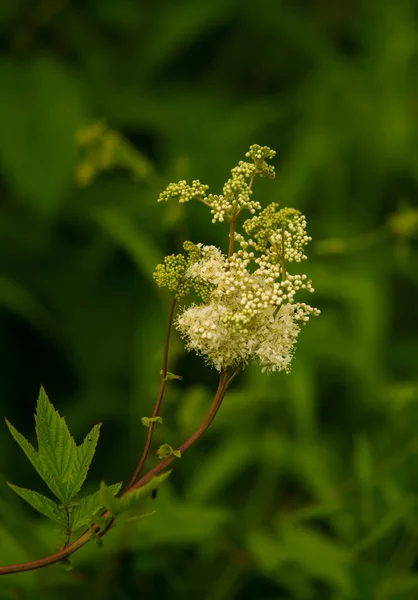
[153, 242, 213, 300]
[158, 180, 209, 204]
[153, 253, 190, 298]
[245, 144, 276, 179]
[157, 144, 277, 224]
[242, 204, 311, 263]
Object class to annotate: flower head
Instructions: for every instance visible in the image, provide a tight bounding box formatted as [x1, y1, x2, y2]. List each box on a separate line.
[155, 145, 320, 373]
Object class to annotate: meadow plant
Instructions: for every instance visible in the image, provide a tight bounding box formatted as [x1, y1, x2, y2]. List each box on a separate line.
[0, 145, 319, 576]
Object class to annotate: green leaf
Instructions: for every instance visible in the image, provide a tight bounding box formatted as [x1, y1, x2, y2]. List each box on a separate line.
[141, 416, 163, 427]
[7, 483, 67, 526]
[0, 57, 85, 212]
[70, 483, 122, 531]
[160, 370, 183, 381]
[34, 387, 79, 503]
[98, 472, 171, 520]
[157, 444, 181, 460]
[119, 471, 171, 513]
[68, 424, 101, 499]
[99, 481, 122, 516]
[5, 418, 45, 480]
[6, 386, 102, 505]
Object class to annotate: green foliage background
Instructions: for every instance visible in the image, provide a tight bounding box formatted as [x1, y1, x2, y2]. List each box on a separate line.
[0, 1, 418, 598]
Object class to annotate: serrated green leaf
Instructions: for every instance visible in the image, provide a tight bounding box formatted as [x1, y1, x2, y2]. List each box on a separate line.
[70, 483, 122, 531]
[6, 386, 102, 505]
[34, 387, 81, 503]
[99, 482, 122, 516]
[67, 423, 101, 499]
[96, 472, 171, 522]
[5, 416, 64, 500]
[141, 416, 163, 427]
[7, 483, 67, 526]
[119, 471, 171, 512]
[5, 418, 45, 479]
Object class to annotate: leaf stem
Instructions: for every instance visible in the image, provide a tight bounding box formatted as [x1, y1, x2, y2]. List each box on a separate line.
[124, 297, 177, 492]
[63, 505, 71, 548]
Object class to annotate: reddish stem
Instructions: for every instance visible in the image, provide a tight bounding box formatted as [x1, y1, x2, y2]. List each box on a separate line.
[124, 297, 177, 492]
[124, 370, 230, 494]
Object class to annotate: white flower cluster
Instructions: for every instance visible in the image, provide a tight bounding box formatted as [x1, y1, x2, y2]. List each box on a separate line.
[176, 244, 319, 373]
[155, 145, 319, 374]
[177, 300, 299, 373]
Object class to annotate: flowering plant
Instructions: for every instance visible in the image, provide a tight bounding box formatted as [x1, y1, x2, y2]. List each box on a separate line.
[0, 144, 318, 577]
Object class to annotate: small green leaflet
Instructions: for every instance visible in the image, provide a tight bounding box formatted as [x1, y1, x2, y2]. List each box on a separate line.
[160, 370, 182, 381]
[6, 386, 101, 504]
[141, 416, 163, 427]
[157, 444, 181, 460]
[100, 471, 171, 517]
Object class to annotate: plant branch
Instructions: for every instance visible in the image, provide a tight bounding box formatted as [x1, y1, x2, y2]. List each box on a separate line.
[228, 218, 237, 258]
[227, 174, 254, 259]
[124, 297, 177, 492]
[0, 368, 234, 576]
[125, 369, 230, 494]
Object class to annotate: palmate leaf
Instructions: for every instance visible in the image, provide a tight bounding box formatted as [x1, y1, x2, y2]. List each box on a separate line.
[70, 483, 122, 531]
[6, 386, 101, 505]
[7, 483, 67, 526]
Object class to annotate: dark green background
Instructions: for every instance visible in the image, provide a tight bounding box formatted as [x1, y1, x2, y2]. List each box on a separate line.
[1, 1, 418, 598]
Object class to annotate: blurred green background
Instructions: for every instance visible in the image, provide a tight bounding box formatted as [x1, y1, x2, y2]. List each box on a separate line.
[1, 0, 418, 598]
